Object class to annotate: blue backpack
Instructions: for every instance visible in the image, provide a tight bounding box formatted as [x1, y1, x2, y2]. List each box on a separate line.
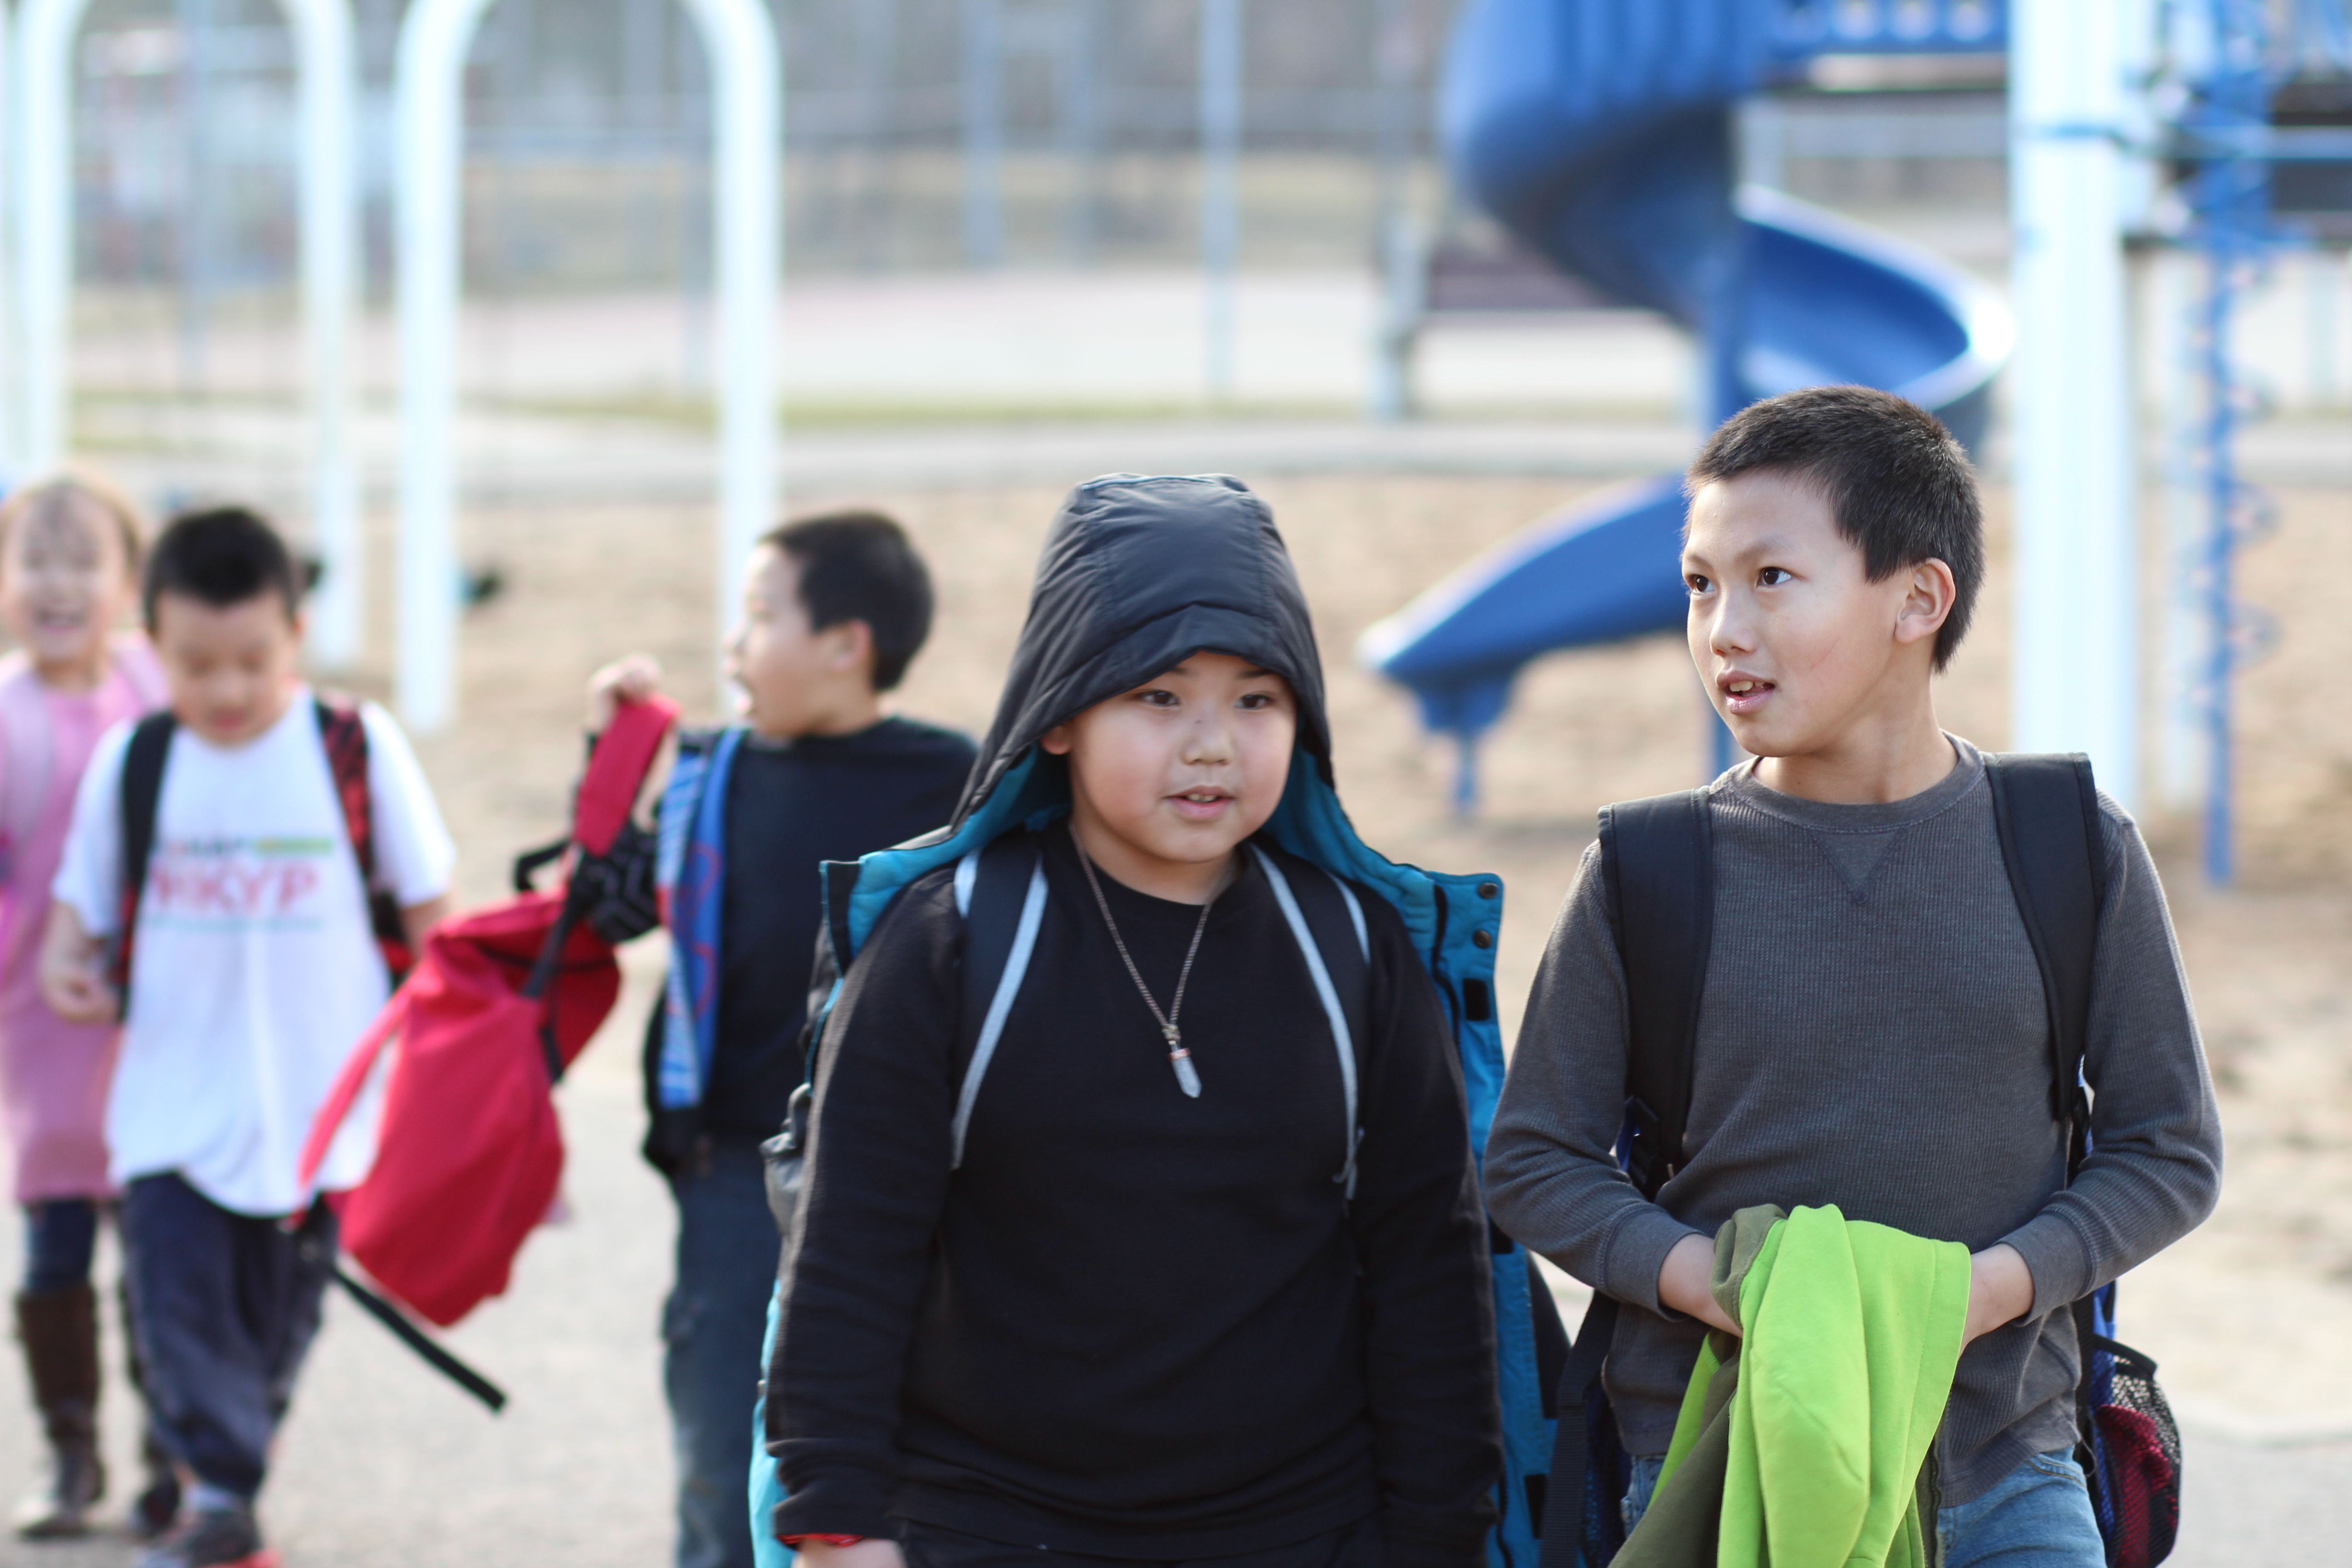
[1544, 754, 2180, 1568]
[748, 745, 1559, 1568]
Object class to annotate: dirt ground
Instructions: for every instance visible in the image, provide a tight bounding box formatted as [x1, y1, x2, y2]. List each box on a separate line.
[388, 469, 2352, 1437]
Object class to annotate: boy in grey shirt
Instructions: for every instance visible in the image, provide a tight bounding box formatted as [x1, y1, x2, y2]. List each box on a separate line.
[1485, 387, 2221, 1567]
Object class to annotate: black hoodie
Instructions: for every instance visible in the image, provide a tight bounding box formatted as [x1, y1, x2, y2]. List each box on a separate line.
[766, 477, 1499, 1565]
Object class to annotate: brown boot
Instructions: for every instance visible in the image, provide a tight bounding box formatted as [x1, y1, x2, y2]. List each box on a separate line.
[13, 1285, 107, 1538]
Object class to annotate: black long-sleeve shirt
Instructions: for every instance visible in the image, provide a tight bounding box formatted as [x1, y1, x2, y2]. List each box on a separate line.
[769, 824, 1499, 1565]
[641, 718, 974, 1156]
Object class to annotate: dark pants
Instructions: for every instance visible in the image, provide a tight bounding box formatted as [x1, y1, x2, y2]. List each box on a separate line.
[898, 1519, 1384, 1568]
[119, 1173, 336, 1499]
[23, 1199, 103, 1294]
[666, 1134, 783, 1568]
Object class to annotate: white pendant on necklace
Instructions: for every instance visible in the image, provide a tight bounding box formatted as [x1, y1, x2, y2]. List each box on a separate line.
[1165, 1027, 1203, 1098]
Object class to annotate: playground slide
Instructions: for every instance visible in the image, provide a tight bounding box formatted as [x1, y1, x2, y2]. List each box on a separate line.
[1362, 0, 2012, 803]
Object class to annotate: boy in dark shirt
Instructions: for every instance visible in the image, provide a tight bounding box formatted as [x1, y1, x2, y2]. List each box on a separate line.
[1484, 388, 2221, 1565]
[590, 511, 975, 1568]
[763, 475, 1500, 1568]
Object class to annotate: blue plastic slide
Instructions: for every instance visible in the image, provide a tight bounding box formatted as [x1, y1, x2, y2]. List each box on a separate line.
[1362, 0, 2013, 805]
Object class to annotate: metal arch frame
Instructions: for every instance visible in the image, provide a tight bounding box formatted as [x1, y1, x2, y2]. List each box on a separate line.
[394, 0, 780, 734]
[0, 2, 14, 475]
[13, 0, 364, 664]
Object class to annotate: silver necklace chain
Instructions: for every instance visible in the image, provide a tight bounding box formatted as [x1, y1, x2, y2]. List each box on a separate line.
[1073, 835, 1215, 1099]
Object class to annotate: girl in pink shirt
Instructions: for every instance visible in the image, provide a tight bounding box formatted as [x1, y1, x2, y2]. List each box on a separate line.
[0, 475, 169, 1539]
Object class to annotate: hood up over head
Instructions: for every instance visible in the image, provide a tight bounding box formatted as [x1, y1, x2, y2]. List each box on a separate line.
[953, 473, 1330, 829]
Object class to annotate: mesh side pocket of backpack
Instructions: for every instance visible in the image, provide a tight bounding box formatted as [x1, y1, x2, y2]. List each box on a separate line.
[2080, 1334, 2181, 1568]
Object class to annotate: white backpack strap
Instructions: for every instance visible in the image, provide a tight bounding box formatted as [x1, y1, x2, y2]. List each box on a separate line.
[954, 847, 981, 916]
[949, 855, 1048, 1170]
[1250, 845, 1360, 1199]
[1327, 869, 1368, 964]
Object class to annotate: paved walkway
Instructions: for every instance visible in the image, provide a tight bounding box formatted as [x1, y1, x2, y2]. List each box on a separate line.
[0, 1026, 2339, 1565]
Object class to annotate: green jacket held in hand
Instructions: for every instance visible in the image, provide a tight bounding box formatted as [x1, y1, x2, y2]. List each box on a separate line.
[1618, 1205, 1972, 1568]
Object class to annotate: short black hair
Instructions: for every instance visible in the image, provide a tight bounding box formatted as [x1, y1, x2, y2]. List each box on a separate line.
[764, 510, 935, 692]
[143, 506, 302, 631]
[1686, 385, 1984, 671]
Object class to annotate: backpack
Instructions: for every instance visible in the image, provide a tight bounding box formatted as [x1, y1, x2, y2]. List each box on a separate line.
[111, 696, 414, 1009]
[762, 829, 1374, 1242]
[1539, 754, 2181, 1568]
[749, 744, 1543, 1568]
[297, 693, 677, 1343]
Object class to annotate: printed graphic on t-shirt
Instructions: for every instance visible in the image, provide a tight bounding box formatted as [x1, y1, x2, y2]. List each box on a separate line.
[143, 835, 343, 932]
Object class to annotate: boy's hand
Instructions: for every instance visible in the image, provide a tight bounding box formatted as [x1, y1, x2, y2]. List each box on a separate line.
[1657, 1231, 1740, 1336]
[1962, 1243, 2034, 1345]
[587, 653, 663, 731]
[793, 1540, 905, 1568]
[401, 894, 454, 956]
[39, 904, 115, 1025]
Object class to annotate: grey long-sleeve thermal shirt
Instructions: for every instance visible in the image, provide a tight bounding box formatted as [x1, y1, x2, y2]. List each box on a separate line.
[1484, 738, 2222, 1506]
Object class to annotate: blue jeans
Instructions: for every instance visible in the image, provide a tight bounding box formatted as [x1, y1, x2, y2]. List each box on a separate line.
[1620, 1448, 2103, 1566]
[666, 1135, 784, 1568]
[23, 1198, 103, 1294]
[1937, 1450, 2106, 1568]
[1621, 1453, 1666, 1537]
[119, 1174, 335, 1499]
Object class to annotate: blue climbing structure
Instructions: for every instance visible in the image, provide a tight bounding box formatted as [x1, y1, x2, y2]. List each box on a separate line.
[1362, 0, 2014, 807]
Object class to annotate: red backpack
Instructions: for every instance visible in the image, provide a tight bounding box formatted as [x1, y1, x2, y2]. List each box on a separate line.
[297, 695, 677, 1336]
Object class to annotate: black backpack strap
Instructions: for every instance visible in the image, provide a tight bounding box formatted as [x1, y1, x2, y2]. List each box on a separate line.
[1542, 1292, 1620, 1568]
[1602, 788, 1715, 1200]
[1984, 753, 2102, 1176]
[314, 696, 416, 984]
[108, 713, 180, 1013]
[284, 1211, 505, 1413]
[315, 697, 375, 883]
[950, 833, 1048, 1169]
[1540, 786, 1712, 1568]
[1984, 752, 2116, 1503]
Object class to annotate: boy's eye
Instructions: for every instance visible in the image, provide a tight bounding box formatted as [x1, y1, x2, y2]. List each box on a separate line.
[1237, 691, 1275, 710]
[1757, 566, 1793, 587]
[1136, 688, 1178, 707]
[1685, 573, 1712, 596]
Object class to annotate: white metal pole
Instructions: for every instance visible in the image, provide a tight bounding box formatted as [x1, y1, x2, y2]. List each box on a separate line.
[16, 0, 358, 616]
[15, 0, 98, 474]
[0, 1, 16, 479]
[393, 0, 493, 734]
[1198, 0, 1240, 405]
[960, 0, 1001, 268]
[396, 0, 779, 731]
[678, 0, 780, 667]
[2009, 0, 2139, 809]
[288, 0, 363, 667]
[1367, 0, 1414, 423]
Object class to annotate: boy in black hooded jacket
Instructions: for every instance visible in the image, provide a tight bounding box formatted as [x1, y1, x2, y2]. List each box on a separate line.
[765, 475, 1502, 1568]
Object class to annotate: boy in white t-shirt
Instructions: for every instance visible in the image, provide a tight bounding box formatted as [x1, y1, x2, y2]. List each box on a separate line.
[39, 508, 454, 1568]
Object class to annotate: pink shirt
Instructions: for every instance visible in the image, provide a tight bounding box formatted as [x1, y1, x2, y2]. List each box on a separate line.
[0, 637, 167, 1203]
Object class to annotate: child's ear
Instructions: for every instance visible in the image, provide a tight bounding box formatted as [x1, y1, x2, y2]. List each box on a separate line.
[823, 618, 875, 676]
[1039, 721, 1073, 757]
[1893, 557, 1955, 648]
